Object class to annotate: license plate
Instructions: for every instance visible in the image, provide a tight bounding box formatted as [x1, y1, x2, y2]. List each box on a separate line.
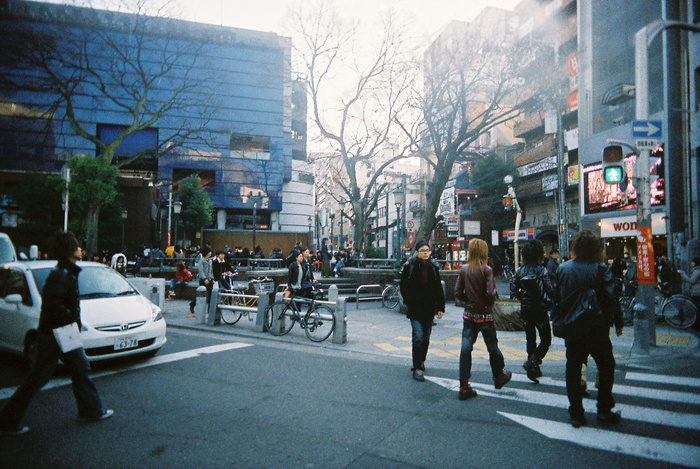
[114, 337, 138, 350]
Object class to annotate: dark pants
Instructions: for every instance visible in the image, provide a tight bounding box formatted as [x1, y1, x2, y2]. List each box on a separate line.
[459, 318, 505, 381]
[322, 259, 331, 277]
[565, 325, 616, 420]
[190, 279, 213, 310]
[410, 318, 433, 371]
[522, 310, 552, 361]
[0, 332, 104, 430]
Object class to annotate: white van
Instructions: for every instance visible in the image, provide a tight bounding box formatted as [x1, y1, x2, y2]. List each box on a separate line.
[0, 233, 17, 264]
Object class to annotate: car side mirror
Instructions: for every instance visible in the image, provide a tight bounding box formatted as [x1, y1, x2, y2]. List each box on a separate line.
[4, 294, 23, 305]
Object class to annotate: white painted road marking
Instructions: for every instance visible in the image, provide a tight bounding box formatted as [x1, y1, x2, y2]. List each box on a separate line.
[427, 375, 700, 430]
[499, 412, 700, 468]
[625, 372, 700, 388]
[0, 342, 253, 401]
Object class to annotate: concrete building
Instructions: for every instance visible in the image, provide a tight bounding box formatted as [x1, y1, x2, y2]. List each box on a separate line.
[0, 0, 311, 253]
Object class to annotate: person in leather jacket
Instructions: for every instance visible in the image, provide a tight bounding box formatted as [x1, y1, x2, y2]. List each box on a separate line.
[400, 241, 445, 382]
[555, 229, 623, 428]
[0, 231, 113, 436]
[454, 238, 511, 399]
[511, 240, 553, 383]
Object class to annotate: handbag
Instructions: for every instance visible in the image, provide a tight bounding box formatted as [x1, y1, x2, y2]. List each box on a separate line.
[550, 267, 604, 340]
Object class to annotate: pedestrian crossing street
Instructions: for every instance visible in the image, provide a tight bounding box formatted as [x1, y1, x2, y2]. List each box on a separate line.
[428, 371, 700, 468]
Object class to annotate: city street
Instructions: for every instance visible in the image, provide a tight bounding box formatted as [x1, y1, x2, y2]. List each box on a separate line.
[1, 302, 699, 469]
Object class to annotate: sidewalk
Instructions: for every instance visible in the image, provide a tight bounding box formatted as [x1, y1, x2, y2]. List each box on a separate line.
[160, 293, 700, 371]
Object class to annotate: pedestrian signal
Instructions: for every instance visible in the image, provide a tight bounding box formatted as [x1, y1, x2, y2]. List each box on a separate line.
[602, 145, 624, 184]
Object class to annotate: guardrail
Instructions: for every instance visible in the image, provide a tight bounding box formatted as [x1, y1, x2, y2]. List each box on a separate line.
[355, 284, 384, 310]
[192, 283, 269, 331]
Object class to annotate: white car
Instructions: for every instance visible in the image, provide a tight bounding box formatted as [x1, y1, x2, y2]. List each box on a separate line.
[0, 260, 167, 367]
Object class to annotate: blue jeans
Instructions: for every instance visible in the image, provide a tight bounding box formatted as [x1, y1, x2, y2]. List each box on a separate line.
[410, 319, 433, 371]
[0, 332, 104, 430]
[459, 318, 505, 381]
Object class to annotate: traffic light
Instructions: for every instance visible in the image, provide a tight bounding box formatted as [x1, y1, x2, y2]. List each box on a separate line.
[602, 145, 625, 184]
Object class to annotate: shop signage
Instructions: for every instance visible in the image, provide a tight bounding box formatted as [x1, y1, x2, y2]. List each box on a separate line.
[636, 226, 655, 285]
[567, 165, 579, 185]
[406, 231, 415, 248]
[542, 174, 558, 191]
[463, 220, 481, 236]
[501, 227, 535, 242]
[446, 216, 459, 235]
[599, 213, 666, 238]
[517, 155, 557, 177]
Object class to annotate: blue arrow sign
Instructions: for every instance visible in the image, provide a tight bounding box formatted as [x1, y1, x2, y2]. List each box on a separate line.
[632, 120, 662, 138]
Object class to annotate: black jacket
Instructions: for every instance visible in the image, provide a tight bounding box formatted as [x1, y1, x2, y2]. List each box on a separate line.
[511, 265, 554, 317]
[555, 260, 622, 330]
[38, 261, 82, 333]
[400, 257, 445, 321]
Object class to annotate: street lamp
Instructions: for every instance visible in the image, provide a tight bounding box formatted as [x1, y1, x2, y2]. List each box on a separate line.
[503, 175, 522, 270]
[172, 200, 182, 246]
[120, 209, 128, 252]
[329, 213, 335, 250]
[393, 185, 405, 260]
[249, 191, 263, 251]
[307, 216, 313, 248]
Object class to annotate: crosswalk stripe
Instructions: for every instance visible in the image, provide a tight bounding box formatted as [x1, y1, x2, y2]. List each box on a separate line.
[509, 373, 700, 405]
[499, 412, 700, 468]
[0, 342, 252, 401]
[625, 372, 700, 388]
[426, 376, 700, 431]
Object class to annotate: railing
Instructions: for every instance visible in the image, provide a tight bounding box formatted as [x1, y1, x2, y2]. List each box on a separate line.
[355, 284, 384, 310]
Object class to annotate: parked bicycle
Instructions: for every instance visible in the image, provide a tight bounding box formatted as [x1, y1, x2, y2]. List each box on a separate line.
[381, 280, 400, 309]
[264, 289, 335, 342]
[619, 289, 696, 329]
[219, 272, 273, 325]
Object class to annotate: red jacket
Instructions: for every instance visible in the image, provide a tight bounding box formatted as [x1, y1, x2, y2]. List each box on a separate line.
[175, 268, 193, 283]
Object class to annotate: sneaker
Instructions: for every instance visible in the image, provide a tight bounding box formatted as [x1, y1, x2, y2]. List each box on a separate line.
[494, 370, 512, 389]
[79, 409, 114, 423]
[412, 369, 425, 382]
[0, 426, 29, 436]
[570, 416, 587, 428]
[597, 410, 621, 424]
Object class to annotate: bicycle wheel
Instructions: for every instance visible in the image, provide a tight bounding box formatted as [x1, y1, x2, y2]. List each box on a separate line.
[663, 295, 697, 329]
[619, 296, 635, 326]
[304, 305, 335, 342]
[382, 285, 400, 309]
[265, 301, 295, 336]
[220, 290, 243, 325]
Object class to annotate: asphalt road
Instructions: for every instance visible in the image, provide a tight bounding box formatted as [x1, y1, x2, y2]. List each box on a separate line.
[1, 327, 698, 469]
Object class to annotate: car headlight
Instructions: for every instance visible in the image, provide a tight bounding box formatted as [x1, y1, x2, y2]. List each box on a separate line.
[151, 304, 163, 322]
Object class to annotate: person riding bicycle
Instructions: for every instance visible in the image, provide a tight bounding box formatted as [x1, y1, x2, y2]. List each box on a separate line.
[679, 257, 700, 330]
[213, 250, 234, 290]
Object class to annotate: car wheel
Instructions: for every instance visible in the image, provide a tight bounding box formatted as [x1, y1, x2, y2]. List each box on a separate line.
[23, 333, 39, 372]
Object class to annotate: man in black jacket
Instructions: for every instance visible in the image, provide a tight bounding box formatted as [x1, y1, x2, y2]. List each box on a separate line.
[0, 231, 113, 436]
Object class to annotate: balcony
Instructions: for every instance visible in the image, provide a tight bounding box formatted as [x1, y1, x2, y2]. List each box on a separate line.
[512, 136, 556, 167]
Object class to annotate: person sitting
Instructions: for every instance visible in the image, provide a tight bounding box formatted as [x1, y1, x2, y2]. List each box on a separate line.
[169, 261, 193, 299]
[333, 248, 348, 277]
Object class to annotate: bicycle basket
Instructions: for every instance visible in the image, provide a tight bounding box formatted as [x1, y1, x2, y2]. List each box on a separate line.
[253, 279, 275, 294]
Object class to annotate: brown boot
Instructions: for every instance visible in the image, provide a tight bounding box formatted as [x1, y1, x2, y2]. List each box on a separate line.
[458, 380, 477, 400]
[494, 370, 512, 389]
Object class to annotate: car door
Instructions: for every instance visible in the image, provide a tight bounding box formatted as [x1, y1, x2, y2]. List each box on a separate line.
[0, 267, 38, 354]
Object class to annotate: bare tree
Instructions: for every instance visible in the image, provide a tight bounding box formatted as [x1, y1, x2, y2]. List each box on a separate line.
[1, 0, 216, 255]
[403, 20, 530, 242]
[290, 0, 416, 251]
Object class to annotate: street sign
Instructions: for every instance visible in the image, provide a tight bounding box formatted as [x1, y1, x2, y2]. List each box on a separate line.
[632, 120, 662, 138]
[635, 138, 660, 150]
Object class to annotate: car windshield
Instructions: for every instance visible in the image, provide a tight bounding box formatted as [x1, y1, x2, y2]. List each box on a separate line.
[31, 265, 137, 298]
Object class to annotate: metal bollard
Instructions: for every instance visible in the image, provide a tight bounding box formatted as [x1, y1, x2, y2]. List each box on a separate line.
[631, 303, 650, 355]
[207, 282, 220, 326]
[253, 293, 269, 332]
[195, 286, 207, 324]
[332, 295, 348, 344]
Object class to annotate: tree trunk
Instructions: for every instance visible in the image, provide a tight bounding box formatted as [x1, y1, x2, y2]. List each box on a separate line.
[417, 157, 454, 243]
[352, 200, 365, 252]
[85, 204, 100, 258]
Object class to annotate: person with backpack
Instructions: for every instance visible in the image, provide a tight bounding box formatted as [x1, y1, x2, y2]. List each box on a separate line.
[400, 240, 445, 382]
[511, 240, 553, 383]
[554, 229, 623, 428]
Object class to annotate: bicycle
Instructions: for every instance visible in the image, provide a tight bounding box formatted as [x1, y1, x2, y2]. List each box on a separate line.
[381, 280, 400, 309]
[264, 289, 335, 342]
[619, 289, 696, 329]
[219, 273, 273, 325]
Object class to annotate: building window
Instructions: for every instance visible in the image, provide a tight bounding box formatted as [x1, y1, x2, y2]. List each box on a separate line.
[97, 124, 158, 170]
[229, 133, 270, 160]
